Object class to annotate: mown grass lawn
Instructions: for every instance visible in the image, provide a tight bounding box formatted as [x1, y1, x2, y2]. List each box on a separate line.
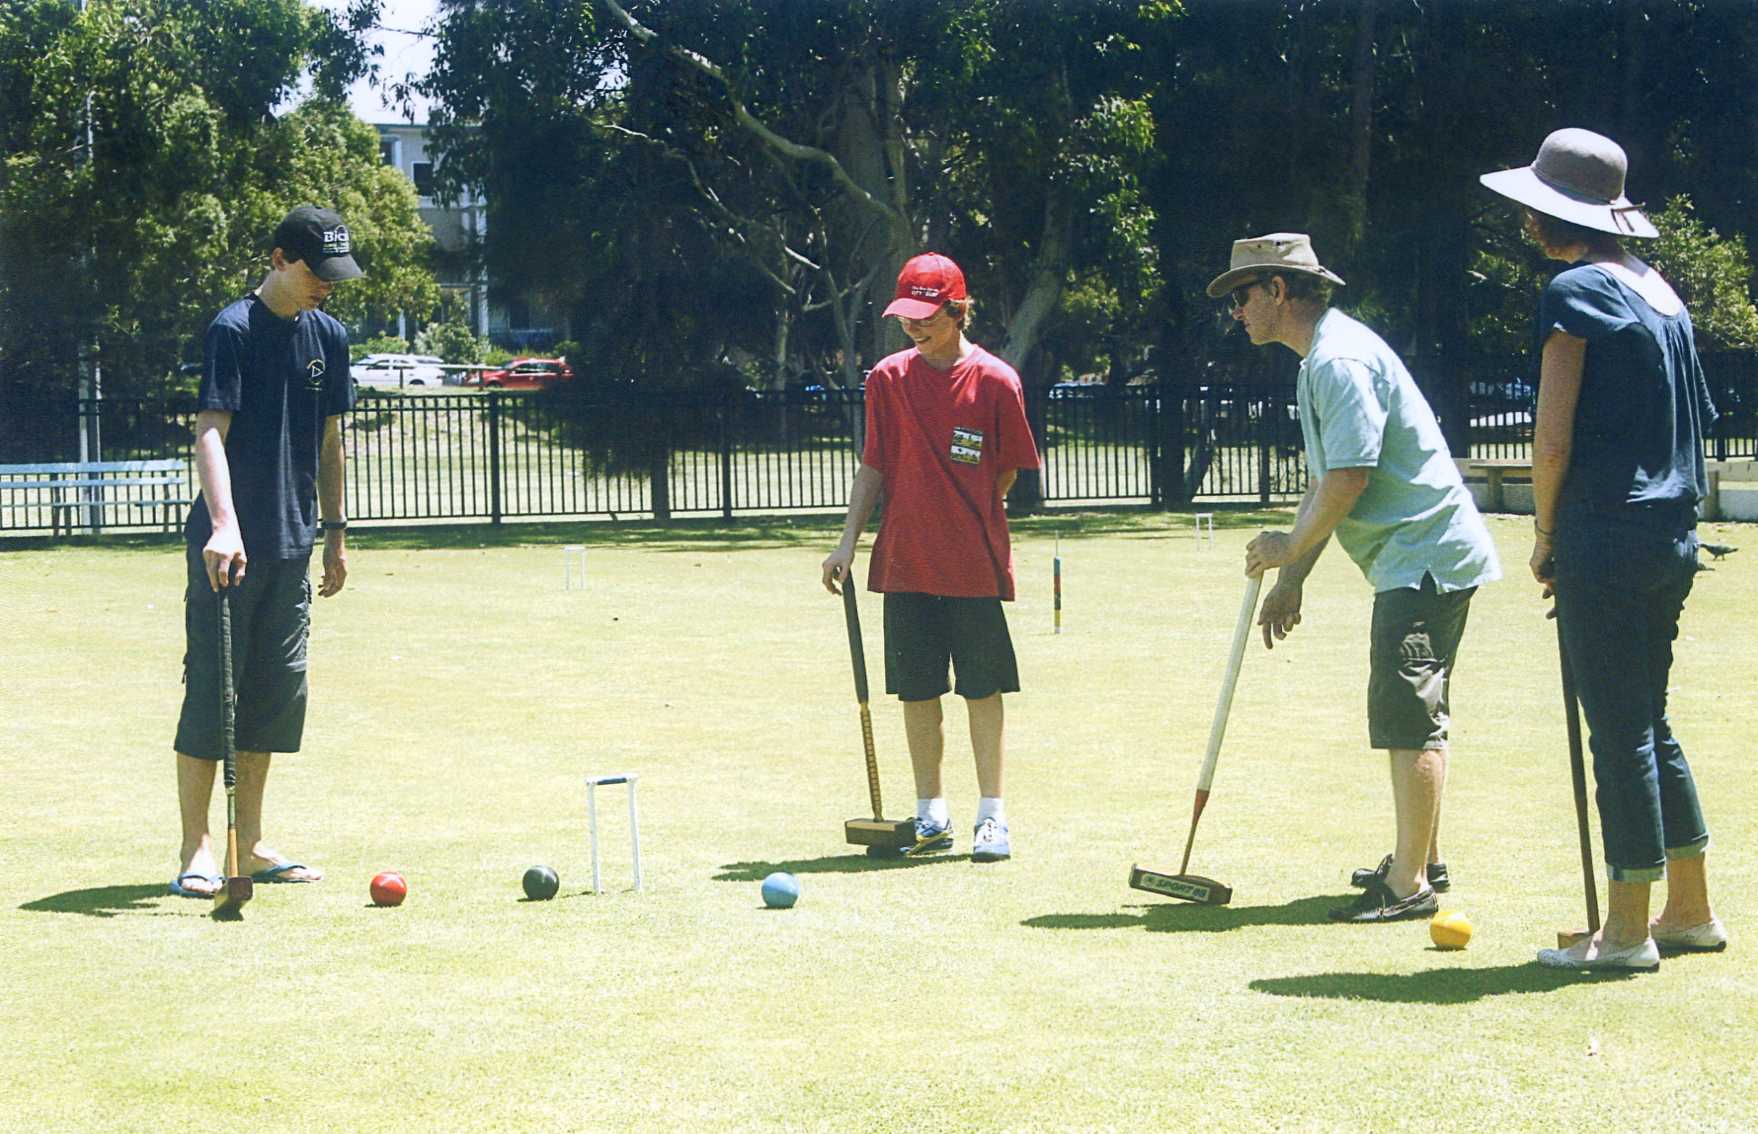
[3, 510, 1753, 1132]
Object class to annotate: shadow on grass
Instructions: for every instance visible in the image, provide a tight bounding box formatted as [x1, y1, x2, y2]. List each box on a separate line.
[20, 884, 174, 918]
[1250, 964, 1638, 1004]
[1023, 893, 1341, 934]
[714, 853, 968, 881]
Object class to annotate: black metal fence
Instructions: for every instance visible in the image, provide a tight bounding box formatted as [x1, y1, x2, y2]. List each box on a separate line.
[3, 363, 1753, 537]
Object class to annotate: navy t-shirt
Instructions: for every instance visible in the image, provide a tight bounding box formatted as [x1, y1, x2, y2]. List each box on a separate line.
[186, 294, 354, 558]
[1538, 263, 1717, 524]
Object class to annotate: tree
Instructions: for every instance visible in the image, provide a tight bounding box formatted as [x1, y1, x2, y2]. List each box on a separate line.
[420, 0, 1170, 396]
[0, 0, 438, 450]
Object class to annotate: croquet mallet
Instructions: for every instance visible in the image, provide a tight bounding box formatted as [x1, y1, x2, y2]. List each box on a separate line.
[1130, 573, 1263, 905]
[211, 586, 254, 920]
[1553, 616, 1601, 948]
[839, 572, 914, 854]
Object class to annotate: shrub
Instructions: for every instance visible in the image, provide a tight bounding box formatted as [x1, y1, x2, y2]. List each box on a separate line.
[354, 334, 410, 360]
[414, 321, 489, 364]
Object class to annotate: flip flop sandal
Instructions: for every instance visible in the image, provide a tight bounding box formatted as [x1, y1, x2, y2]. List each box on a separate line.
[169, 872, 222, 898]
[249, 862, 321, 884]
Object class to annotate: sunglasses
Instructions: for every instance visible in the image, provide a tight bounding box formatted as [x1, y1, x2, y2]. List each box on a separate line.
[1227, 280, 1263, 311]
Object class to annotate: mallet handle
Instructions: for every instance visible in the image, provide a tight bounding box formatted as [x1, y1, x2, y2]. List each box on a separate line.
[1557, 619, 1601, 936]
[843, 578, 885, 820]
[1196, 574, 1262, 794]
[219, 588, 239, 879]
[841, 577, 870, 705]
[1178, 574, 1262, 875]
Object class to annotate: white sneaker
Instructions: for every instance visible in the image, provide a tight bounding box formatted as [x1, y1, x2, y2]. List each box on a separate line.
[1650, 915, 1728, 953]
[1537, 935, 1660, 972]
[971, 817, 1011, 862]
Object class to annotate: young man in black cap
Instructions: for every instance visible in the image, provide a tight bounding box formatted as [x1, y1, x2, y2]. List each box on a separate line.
[168, 206, 361, 897]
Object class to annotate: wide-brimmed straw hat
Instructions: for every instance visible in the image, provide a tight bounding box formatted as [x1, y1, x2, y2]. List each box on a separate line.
[1479, 128, 1657, 239]
[1204, 233, 1346, 299]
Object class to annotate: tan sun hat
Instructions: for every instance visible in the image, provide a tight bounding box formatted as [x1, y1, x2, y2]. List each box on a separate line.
[1479, 128, 1657, 239]
[1205, 233, 1346, 299]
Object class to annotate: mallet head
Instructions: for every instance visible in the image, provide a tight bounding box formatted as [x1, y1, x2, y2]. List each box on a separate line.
[210, 876, 253, 920]
[1556, 927, 1594, 949]
[1129, 865, 1233, 906]
[845, 818, 916, 851]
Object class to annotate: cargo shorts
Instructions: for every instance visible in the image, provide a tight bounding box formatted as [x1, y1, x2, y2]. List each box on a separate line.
[1367, 574, 1475, 751]
[173, 547, 312, 759]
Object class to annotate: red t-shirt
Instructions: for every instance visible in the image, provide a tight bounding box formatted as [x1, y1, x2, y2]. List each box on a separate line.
[862, 346, 1040, 600]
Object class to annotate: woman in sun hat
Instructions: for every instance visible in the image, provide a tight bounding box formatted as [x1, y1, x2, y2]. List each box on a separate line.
[1481, 128, 1725, 972]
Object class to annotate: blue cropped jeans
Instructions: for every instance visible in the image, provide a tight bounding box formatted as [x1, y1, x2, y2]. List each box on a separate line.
[1554, 516, 1708, 883]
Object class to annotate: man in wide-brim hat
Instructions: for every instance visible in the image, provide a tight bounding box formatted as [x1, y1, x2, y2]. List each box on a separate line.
[1222, 233, 1501, 923]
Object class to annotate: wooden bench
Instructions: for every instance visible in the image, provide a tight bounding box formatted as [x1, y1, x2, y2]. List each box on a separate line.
[1456, 458, 1532, 513]
[1458, 457, 1757, 520]
[0, 459, 191, 535]
[1704, 458, 1758, 522]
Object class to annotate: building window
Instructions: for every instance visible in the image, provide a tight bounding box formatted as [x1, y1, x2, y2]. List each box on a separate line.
[379, 139, 397, 166]
[412, 162, 434, 197]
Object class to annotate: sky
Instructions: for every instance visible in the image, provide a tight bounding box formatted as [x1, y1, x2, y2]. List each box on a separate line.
[319, 0, 442, 124]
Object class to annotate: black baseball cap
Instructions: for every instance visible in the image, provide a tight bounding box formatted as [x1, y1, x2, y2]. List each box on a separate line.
[272, 205, 364, 282]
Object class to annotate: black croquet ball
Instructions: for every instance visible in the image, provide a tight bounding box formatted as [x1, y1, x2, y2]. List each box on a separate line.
[522, 865, 560, 901]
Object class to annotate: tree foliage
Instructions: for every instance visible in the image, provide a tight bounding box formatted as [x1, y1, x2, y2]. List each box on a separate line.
[420, 0, 1170, 394]
[1649, 196, 1758, 353]
[0, 0, 437, 421]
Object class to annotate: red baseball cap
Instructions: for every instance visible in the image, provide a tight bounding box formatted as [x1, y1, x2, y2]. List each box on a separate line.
[883, 253, 967, 319]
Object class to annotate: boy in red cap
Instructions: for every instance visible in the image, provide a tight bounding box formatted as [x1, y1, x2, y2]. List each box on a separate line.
[821, 253, 1040, 862]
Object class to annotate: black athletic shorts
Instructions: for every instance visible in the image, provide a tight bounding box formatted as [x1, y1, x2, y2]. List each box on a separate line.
[882, 592, 1020, 702]
[173, 547, 312, 759]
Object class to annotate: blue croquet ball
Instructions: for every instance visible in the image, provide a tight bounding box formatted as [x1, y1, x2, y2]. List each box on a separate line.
[761, 871, 799, 909]
[522, 865, 560, 901]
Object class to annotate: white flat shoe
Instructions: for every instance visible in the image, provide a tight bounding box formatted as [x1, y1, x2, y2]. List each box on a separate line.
[1537, 935, 1660, 972]
[1650, 916, 1728, 953]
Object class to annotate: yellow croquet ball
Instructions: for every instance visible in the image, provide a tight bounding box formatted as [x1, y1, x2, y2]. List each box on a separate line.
[1430, 909, 1473, 950]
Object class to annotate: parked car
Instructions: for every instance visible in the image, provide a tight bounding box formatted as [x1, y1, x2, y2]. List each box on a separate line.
[413, 354, 459, 385]
[1467, 376, 1535, 405]
[352, 353, 445, 388]
[466, 358, 576, 389]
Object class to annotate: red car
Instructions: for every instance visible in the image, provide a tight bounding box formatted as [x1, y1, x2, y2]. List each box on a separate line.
[469, 358, 575, 389]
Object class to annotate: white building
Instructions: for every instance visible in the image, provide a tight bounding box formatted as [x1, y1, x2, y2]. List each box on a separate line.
[373, 121, 567, 348]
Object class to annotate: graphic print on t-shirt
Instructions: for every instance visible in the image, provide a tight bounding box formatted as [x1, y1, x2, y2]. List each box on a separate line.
[305, 357, 326, 392]
[950, 426, 985, 465]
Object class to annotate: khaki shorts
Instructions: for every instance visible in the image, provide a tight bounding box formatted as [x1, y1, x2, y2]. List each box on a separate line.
[1367, 576, 1475, 751]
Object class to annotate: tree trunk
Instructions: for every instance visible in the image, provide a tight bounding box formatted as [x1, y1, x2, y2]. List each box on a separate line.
[1343, 0, 1379, 256]
[997, 184, 1074, 374]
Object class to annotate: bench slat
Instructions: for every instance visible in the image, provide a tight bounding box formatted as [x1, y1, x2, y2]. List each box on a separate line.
[0, 460, 184, 474]
[0, 478, 185, 490]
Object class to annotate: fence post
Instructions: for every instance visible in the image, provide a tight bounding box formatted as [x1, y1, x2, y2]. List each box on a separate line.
[1258, 405, 1272, 505]
[487, 390, 503, 525]
[1166, 384, 1187, 506]
[720, 397, 734, 520]
[650, 398, 671, 521]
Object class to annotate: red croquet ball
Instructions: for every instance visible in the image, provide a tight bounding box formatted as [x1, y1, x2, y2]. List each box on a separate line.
[370, 871, 407, 907]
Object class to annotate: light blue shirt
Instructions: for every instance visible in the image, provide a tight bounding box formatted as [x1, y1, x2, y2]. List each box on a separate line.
[1297, 309, 1500, 594]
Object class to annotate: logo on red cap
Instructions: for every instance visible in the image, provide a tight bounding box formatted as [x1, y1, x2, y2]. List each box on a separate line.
[883, 253, 967, 319]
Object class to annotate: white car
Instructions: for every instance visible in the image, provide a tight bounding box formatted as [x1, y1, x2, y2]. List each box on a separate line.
[351, 353, 445, 388]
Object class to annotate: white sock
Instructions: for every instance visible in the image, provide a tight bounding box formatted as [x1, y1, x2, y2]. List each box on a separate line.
[918, 798, 949, 827]
[977, 797, 1006, 826]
